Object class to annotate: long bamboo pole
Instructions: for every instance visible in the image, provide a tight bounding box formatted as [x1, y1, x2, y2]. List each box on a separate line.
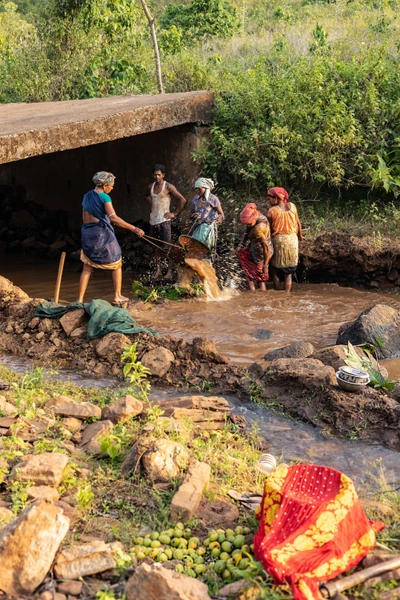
[320, 556, 400, 598]
[54, 252, 66, 304]
[138, 0, 164, 94]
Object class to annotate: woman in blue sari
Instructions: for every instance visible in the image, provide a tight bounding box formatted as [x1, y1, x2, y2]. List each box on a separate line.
[78, 171, 144, 306]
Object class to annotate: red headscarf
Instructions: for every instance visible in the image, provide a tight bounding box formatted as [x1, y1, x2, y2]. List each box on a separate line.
[240, 203, 259, 225]
[268, 187, 289, 204]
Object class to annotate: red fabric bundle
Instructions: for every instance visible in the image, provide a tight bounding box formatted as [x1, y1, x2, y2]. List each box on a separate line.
[254, 464, 385, 600]
[236, 247, 269, 282]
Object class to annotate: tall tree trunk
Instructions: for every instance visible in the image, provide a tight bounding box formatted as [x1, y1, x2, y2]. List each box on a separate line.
[138, 0, 164, 94]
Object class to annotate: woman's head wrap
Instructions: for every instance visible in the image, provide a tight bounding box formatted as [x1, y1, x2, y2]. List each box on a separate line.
[240, 203, 259, 225]
[194, 177, 214, 200]
[92, 171, 116, 187]
[268, 187, 289, 204]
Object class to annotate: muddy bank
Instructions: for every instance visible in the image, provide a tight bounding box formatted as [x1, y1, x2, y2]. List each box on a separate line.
[1, 275, 400, 448]
[300, 232, 400, 287]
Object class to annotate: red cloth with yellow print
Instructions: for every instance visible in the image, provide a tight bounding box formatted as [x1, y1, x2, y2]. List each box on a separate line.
[253, 464, 385, 600]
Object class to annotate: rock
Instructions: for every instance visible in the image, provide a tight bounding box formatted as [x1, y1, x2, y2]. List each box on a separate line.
[0, 506, 14, 523]
[388, 268, 398, 281]
[152, 395, 231, 430]
[336, 304, 400, 359]
[0, 499, 69, 596]
[22, 332, 31, 340]
[101, 394, 143, 423]
[57, 581, 83, 596]
[217, 579, 253, 598]
[250, 329, 273, 340]
[28, 317, 40, 329]
[70, 326, 87, 338]
[60, 310, 87, 337]
[62, 417, 82, 433]
[11, 453, 69, 486]
[314, 344, 388, 378]
[36, 331, 45, 341]
[141, 439, 189, 482]
[267, 358, 337, 388]
[27, 485, 60, 502]
[6, 300, 32, 317]
[95, 332, 132, 360]
[54, 540, 123, 579]
[55, 501, 79, 525]
[0, 395, 17, 416]
[50, 240, 67, 250]
[141, 347, 175, 378]
[5, 324, 13, 333]
[79, 420, 114, 454]
[369, 280, 379, 288]
[46, 395, 101, 419]
[170, 460, 211, 522]
[125, 563, 211, 600]
[191, 337, 228, 364]
[38, 318, 54, 333]
[264, 342, 315, 361]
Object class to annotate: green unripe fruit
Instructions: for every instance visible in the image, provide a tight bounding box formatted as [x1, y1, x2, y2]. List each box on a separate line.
[208, 531, 218, 542]
[171, 538, 180, 547]
[216, 528, 225, 535]
[214, 559, 227, 574]
[194, 555, 204, 564]
[234, 535, 246, 549]
[211, 547, 221, 558]
[142, 538, 151, 547]
[235, 526, 244, 535]
[136, 551, 146, 560]
[220, 552, 230, 561]
[223, 569, 231, 580]
[221, 541, 232, 553]
[225, 529, 235, 537]
[243, 527, 251, 535]
[185, 568, 196, 578]
[203, 538, 210, 547]
[175, 564, 184, 573]
[145, 533, 151, 538]
[134, 537, 143, 545]
[232, 549, 242, 559]
[184, 556, 194, 566]
[226, 536, 235, 544]
[150, 531, 159, 540]
[242, 544, 251, 555]
[178, 539, 188, 548]
[218, 533, 226, 543]
[188, 541, 197, 549]
[173, 529, 183, 538]
[159, 534, 171, 545]
[189, 537, 200, 545]
[197, 547, 206, 556]
[183, 528, 192, 539]
[195, 564, 206, 575]
[151, 540, 161, 548]
[158, 553, 168, 562]
[188, 548, 197, 558]
[167, 528, 175, 536]
[239, 558, 250, 569]
[175, 522, 185, 530]
[173, 549, 184, 561]
[165, 548, 173, 559]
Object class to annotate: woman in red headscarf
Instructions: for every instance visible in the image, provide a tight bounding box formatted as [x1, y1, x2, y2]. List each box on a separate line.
[236, 203, 273, 291]
[267, 187, 303, 293]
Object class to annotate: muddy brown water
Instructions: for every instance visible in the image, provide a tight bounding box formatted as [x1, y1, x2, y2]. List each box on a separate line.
[2, 256, 400, 487]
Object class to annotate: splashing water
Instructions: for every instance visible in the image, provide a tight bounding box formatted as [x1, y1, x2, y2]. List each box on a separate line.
[184, 257, 220, 298]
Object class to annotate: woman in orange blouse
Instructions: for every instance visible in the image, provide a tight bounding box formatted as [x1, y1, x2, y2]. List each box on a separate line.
[267, 187, 303, 292]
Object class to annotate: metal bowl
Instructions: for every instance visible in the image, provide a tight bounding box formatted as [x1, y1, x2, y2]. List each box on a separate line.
[336, 372, 370, 393]
[338, 366, 369, 384]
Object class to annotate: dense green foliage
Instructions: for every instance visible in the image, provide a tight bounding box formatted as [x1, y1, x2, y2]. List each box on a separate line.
[1, 0, 400, 201]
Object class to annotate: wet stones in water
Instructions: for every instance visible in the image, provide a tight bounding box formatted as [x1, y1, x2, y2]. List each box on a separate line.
[251, 329, 274, 341]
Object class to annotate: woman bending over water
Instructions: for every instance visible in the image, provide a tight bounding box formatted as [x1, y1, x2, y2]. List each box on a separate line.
[78, 171, 144, 306]
[190, 178, 224, 257]
[267, 187, 303, 293]
[237, 203, 274, 291]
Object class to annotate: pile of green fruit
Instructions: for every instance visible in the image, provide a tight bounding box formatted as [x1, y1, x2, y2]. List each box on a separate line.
[130, 523, 263, 581]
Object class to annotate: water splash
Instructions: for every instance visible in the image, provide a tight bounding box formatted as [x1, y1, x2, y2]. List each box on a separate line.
[184, 257, 220, 298]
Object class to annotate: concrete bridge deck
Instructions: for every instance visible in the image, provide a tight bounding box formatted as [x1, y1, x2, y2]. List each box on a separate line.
[0, 91, 214, 164]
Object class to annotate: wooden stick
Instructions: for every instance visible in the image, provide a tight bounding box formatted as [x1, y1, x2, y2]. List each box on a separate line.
[320, 556, 400, 598]
[54, 252, 66, 304]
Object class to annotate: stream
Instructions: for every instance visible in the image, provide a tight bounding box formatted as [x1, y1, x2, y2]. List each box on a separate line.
[1, 255, 400, 488]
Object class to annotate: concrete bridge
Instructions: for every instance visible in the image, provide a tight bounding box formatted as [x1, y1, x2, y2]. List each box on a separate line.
[0, 91, 214, 225]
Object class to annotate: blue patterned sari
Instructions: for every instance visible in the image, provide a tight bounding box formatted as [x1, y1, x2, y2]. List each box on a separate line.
[81, 190, 122, 266]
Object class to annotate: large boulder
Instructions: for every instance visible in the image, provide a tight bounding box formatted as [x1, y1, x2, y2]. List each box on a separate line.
[337, 304, 400, 359]
[141, 347, 175, 378]
[0, 499, 69, 596]
[45, 395, 101, 419]
[102, 395, 143, 423]
[264, 342, 314, 361]
[125, 563, 211, 600]
[11, 452, 69, 486]
[54, 540, 123, 579]
[95, 332, 131, 360]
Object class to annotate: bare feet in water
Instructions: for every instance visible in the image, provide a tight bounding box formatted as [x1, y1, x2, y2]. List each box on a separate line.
[113, 295, 129, 307]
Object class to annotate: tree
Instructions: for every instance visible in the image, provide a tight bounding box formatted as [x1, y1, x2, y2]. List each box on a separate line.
[138, 0, 163, 93]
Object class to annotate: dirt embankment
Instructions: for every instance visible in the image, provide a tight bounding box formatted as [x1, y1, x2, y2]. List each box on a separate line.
[299, 232, 400, 287]
[1, 275, 400, 448]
